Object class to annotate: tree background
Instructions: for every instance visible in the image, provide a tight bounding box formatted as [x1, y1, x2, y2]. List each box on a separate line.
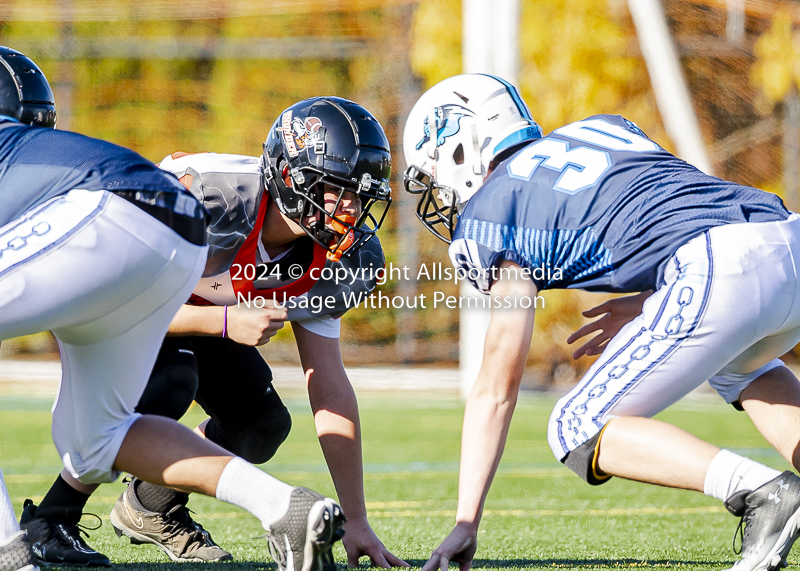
[2, 0, 797, 388]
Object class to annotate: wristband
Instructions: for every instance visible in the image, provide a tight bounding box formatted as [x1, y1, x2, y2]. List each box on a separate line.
[222, 305, 228, 338]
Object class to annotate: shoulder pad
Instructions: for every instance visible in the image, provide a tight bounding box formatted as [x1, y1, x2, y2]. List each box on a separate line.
[286, 236, 385, 321]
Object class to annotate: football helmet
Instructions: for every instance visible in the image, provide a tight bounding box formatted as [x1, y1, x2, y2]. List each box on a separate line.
[402, 74, 541, 242]
[0, 46, 56, 128]
[263, 97, 391, 261]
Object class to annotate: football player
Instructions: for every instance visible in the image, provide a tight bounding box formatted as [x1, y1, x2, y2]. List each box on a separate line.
[21, 97, 406, 568]
[0, 46, 346, 571]
[402, 73, 800, 571]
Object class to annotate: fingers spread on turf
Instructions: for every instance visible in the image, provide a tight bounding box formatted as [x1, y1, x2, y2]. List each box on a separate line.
[384, 550, 410, 567]
[368, 552, 391, 568]
[421, 554, 439, 571]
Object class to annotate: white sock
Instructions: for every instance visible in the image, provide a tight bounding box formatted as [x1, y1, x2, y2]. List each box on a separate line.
[215, 457, 294, 530]
[0, 469, 21, 543]
[704, 449, 781, 502]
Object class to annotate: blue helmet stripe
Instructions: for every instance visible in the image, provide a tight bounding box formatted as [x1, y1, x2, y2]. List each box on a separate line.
[478, 73, 534, 120]
[493, 125, 542, 157]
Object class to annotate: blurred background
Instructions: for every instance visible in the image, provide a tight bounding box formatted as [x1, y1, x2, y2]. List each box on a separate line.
[1, 0, 798, 391]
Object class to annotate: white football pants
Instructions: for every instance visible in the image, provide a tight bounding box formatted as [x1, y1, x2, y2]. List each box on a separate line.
[549, 214, 800, 460]
[0, 189, 206, 483]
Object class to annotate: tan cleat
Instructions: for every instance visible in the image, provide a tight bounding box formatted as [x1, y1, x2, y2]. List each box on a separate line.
[109, 479, 232, 563]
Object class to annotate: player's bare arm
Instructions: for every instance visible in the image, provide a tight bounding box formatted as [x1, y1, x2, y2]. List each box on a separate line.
[567, 290, 653, 359]
[293, 322, 408, 568]
[423, 261, 537, 571]
[166, 303, 287, 346]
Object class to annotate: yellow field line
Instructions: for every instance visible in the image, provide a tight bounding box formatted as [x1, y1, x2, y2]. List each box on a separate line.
[367, 506, 727, 518]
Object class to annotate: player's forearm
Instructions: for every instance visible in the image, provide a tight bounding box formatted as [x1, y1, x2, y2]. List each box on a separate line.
[166, 304, 225, 336]
[455, 375, 519, 527]
[314, 399, 368, 520]
[454, 260, 536, 526]
[296, 324, 369, 519]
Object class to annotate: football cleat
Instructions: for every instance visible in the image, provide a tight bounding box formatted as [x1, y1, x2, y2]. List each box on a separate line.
[19, 499, 110, 567]
[266, 487, 346, 571]
[0, 531, 38, 571]
[109, 479, 231, 562]
[724, 471, 800, 571]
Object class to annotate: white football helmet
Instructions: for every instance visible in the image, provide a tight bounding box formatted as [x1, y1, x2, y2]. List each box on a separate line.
[402, 74, 541, 242]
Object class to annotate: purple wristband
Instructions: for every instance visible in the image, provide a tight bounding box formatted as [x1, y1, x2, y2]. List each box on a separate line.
[222, 305, 228, 338]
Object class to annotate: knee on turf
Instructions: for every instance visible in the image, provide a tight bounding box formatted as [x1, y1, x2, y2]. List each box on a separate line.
[561, 430, 613, 486]
[205, 405, 292, 464]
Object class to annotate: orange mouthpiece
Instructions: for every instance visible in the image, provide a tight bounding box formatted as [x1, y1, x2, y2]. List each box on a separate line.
[327, 215, 356, 262]
[327, 229, 355, 262]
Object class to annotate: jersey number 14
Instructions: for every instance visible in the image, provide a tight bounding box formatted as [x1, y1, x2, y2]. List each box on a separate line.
[506, 118, 658, 195]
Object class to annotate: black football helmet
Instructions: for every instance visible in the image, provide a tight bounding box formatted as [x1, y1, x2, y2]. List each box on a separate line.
[262, 97, 391, 260]
[0, 47, 56, 128]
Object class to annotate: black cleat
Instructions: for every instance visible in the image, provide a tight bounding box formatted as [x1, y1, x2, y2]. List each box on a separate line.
[0, 531, 38, 571]
[266, 487, 346, 571]
[19, 500, 110, 567]
[724, 471, 800, 571]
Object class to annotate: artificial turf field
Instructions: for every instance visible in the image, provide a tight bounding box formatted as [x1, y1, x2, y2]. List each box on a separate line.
[0, 388, 792, 571]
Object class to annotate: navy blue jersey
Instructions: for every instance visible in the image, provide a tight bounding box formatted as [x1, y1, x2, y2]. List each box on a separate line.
[449, 115, 789, 293]
[0, 120, 200, 228]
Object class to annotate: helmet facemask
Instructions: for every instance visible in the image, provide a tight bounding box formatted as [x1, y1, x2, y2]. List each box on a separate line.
[404, 164, 459, 244]
[287, 165, 391, 262]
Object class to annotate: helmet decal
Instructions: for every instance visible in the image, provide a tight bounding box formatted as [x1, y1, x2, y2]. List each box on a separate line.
[292, 117, 323, 151]
[278, 111, 298, 157]
[278, 112, 325, 158]
[415, 104, 475, 150]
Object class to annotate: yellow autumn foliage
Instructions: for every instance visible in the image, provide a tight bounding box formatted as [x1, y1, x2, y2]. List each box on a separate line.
[410, 0, 660, 137]
[751, 12, 799, 106]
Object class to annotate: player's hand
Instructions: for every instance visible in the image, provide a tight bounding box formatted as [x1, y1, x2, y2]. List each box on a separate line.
[226, 302, 287, 346]
[422, 522, 477, 571]
[341, 516, 409, 568]
[567, 290, 653, 359]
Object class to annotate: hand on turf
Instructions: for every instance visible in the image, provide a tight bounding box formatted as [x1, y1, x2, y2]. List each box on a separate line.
[226, 302, 287, 346]
[422, 522, 477, 571]
[342, 516, 409, 568]
[567, 290, 653, 359]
